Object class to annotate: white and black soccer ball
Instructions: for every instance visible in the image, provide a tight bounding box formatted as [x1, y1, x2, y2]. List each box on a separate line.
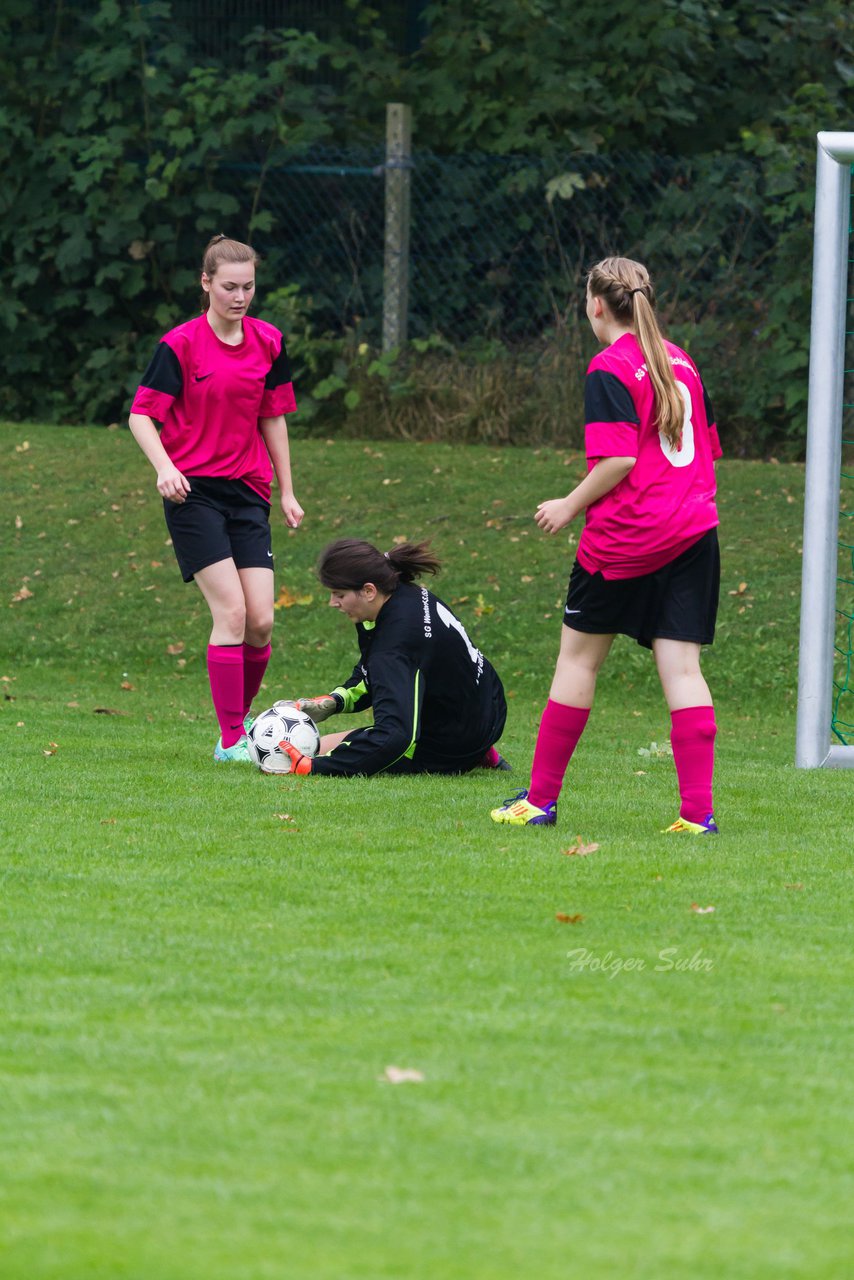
[246, 701, 321, 774]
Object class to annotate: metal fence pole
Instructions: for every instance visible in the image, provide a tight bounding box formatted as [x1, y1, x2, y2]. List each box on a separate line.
[382, 103, 412, 353]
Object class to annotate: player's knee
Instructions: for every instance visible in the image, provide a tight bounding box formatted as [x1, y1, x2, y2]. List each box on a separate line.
[246, 612, 273, 645]
[217, 599, 247, 640]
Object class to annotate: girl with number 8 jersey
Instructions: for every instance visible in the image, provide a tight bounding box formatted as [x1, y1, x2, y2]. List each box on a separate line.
[492, 256, 722, 833]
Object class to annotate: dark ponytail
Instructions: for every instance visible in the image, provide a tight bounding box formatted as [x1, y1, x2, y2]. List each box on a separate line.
[317, 538, 441, 593]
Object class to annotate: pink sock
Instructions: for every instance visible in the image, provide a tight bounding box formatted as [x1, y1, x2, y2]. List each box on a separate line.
[481, 745, 501, 767]
[670, 706, 717, 823]
[528, 701, 590, 809]
[207, 644, 246, 748]
[242, 642, 271, 719]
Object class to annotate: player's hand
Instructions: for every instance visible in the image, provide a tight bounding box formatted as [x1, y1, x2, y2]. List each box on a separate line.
[157, 464, 191, 504]
[277, 740, 312, 775]
[280, 492, 304, 530]
[295, 695, 338, 723]
[535, 496, 575, 534]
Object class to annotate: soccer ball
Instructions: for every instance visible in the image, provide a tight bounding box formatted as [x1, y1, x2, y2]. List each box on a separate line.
[246, 701, 321, 774]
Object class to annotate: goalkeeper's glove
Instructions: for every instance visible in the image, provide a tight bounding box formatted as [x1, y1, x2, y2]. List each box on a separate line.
[277, 740, 313, 775]
[295, 693, 342, 723]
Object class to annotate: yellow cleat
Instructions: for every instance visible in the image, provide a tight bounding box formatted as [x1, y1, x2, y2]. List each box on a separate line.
[661, 814, 719, 835]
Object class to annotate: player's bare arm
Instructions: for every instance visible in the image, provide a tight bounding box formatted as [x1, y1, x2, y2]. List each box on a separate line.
[535, 456, 636, 534]
[127, 412, 191, 503]
[260, 414, 304, 528]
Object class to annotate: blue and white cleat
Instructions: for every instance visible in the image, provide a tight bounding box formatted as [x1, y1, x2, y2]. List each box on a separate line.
[213, 735, 253, 764]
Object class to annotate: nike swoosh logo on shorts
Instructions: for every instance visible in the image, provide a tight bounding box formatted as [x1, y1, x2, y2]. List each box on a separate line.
[267, 550, 273, 557]
[194, 372, 213, 382]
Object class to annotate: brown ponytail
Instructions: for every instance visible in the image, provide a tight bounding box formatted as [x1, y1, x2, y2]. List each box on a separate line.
[317, 538, 441, 593]
[587, 256, 685, 448]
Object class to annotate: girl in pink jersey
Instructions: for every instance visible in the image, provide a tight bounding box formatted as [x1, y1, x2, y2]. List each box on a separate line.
[492, 256, 721, 832]
[128, 234, 304, 763]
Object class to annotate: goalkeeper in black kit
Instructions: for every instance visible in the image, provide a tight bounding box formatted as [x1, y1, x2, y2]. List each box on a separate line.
[277, 538, 510, 778]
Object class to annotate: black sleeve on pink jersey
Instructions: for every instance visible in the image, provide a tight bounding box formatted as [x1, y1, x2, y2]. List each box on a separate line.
[138, 342, 183, 397]
[264, 339, 293, 390]
[584, 369, 639, 426]
[702, 383, 715, 427]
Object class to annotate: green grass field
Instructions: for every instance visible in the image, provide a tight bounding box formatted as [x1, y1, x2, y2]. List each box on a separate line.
[2, 422, 852, 1279]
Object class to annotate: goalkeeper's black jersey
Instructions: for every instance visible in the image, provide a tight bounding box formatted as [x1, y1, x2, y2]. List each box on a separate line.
[311, 581, 506, 777]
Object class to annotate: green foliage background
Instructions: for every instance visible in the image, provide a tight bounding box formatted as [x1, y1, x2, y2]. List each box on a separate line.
[1, 0, 852, 452]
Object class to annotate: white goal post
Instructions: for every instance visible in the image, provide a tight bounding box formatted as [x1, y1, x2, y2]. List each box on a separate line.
[796, 131, 854, 767]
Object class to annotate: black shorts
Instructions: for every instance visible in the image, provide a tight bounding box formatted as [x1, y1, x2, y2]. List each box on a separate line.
[163, 477, 273, 583]
[563, 527, 720, 649]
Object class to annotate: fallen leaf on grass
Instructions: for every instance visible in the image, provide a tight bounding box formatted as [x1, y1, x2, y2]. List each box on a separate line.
[274, 813, 295, 822]
[562, 838, 600, 857]
[274, 585, 314, 609]
[555, 912, 585, 924]
[690, 903, 715, 914]
[378, 1065, 425, 1084]
[100, 818, 117, 825]
[93, 707, 127, 716]
[784, 882, 804, 891]
[11, 585, 34, 604]
[120, 681, 135, 691]
[42, 743, 59, 757]
[166, 642, 185, 655]
[15, 515, 22, 529]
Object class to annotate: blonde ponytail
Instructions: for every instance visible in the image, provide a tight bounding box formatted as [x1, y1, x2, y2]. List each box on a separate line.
[587, 257, 685, 448]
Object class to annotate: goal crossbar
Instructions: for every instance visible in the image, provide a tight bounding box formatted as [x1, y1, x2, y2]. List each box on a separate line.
[796, 132, 854, 767]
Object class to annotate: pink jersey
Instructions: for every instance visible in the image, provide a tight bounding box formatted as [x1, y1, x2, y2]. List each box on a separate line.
[130, 314, 297, 502]
[577, 333, 722, 580]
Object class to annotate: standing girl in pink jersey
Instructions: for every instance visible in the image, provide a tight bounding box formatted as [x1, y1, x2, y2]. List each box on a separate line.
[128, 234, 304, 763]
[492, 256, 721, 832]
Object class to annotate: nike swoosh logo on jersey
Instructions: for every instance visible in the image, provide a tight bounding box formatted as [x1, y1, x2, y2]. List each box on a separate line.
[193, 372, 213, 381]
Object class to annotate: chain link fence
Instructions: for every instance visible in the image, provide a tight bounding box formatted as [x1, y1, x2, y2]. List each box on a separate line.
[219, 138, 773, 351]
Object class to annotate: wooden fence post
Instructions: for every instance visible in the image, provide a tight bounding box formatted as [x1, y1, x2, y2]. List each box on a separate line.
[383, 103, 412, 353]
